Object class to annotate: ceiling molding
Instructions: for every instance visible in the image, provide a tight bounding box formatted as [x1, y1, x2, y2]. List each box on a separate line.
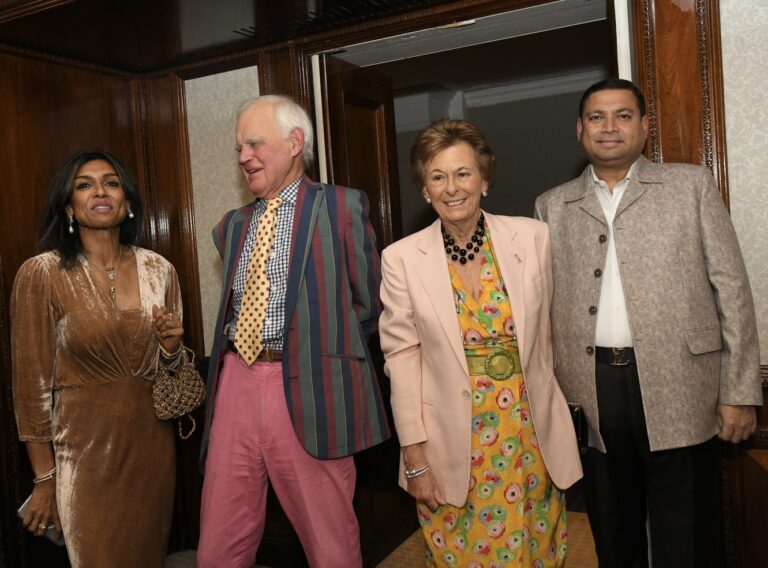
[464, 67, 607, 108]
[333, 0, 606, 67]
[393, 66, 608, 132]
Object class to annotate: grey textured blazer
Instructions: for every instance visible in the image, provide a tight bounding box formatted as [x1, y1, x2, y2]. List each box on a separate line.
[534, 155, 762, 452]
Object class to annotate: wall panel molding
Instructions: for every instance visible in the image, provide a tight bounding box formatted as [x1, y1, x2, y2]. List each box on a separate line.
[132, 75, 204, 358]
[0, 41, 134, 77]
[751, 366, 768, 447]
[131, 74, 206, 552]
[0, 0, 72, 24]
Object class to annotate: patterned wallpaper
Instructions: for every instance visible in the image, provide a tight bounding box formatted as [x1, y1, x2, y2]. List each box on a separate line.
[721, 1, 768, 362]
[185, 67, 259, 355]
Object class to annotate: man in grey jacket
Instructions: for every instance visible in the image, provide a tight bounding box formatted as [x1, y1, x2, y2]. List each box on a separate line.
[535, 78, 761, 568]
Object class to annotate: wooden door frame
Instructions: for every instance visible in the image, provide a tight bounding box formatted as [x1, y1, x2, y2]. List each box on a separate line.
[632, 0, 730, 205]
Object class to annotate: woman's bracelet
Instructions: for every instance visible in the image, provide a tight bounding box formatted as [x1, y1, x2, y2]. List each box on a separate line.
[159, 343, 183, 359]
[404, 463, 431, 479]
[33, 466, 56, 484]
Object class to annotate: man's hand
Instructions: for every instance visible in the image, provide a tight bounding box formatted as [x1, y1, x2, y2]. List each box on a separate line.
[716, 404, 757, 443]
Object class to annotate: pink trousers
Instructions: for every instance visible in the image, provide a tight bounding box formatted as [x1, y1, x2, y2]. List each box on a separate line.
[197, 351, 362, 568]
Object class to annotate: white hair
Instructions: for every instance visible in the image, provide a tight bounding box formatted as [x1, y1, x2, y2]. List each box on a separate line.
[237, 95, 315, 168]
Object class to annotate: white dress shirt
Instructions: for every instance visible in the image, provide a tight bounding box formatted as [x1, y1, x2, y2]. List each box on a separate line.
[592, 161, 639, 348]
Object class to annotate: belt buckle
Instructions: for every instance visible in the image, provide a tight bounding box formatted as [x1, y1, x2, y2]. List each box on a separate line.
[484, 348, 520, 381]
[610, 347, 629, 366]
[264, 349, 278, 362]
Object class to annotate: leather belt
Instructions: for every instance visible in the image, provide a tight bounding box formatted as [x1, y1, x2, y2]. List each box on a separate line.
[595, 347, 635, 366]
[466, 348, 521, 380]
[255, 348, 282, 362]
[228, 341, 282, 362]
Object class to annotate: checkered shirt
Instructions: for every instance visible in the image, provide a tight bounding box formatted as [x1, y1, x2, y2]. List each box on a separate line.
[228, 177, 300, 349]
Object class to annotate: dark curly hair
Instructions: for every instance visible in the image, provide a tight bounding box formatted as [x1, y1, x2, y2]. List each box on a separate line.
[37, 149, 143, 269]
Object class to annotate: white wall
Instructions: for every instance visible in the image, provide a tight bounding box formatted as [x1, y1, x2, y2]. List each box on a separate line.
[721, 1, 768, 362]
[185, 66, 259, 355]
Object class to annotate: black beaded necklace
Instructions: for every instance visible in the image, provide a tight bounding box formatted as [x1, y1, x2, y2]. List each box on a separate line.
[442, 213, 486, 265]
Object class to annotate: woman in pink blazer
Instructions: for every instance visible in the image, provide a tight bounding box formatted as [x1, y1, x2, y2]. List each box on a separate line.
[380, 120, 582, 567]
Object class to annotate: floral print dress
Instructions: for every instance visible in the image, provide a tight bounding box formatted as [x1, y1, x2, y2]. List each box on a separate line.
[419, 235, 566, 568]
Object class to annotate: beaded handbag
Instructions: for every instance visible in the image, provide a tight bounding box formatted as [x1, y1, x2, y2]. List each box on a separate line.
[153, 346, 205, 439]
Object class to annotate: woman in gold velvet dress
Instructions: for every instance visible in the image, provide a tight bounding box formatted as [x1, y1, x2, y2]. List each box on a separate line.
[11, 150, 184, 567]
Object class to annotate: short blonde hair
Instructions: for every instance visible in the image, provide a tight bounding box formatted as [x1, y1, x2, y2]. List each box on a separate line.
[410, 119, 495, 190]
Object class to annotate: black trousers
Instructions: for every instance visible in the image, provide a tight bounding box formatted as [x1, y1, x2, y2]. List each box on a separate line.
[582, 356, 721, 568]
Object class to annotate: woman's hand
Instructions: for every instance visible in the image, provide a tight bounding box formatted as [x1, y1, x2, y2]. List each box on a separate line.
[406, 468, 447, 512]
[23, 442, 61, 539]
[152, 305, 184, 354]
[402, 443, 447, 512]
[22, 479, 61, 540]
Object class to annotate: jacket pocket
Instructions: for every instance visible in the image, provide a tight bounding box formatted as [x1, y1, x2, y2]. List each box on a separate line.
[685, 326, 722, 355]
[320, 351, 365, 361]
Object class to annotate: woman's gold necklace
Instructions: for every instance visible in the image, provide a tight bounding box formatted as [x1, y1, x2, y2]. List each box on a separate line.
[86, 247, 123, 305]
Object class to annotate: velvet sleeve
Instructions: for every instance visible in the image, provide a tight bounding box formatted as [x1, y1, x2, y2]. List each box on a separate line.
[11, 255, 59, 441]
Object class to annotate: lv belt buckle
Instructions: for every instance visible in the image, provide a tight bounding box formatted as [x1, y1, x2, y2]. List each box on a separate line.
[610, 347, 629, 366]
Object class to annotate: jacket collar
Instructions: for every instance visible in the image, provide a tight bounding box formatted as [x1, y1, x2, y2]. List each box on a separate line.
[562, 155, 661, 224]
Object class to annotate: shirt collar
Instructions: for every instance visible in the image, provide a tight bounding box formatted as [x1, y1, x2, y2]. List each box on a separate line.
[254, 176, 302, 212]
[588, 158, 640, 193]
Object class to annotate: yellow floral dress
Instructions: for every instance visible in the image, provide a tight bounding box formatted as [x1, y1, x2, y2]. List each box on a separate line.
[419, 234, 566, 568]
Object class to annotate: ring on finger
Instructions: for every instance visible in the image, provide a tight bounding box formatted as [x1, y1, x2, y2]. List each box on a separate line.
[38, 522, 46, 530]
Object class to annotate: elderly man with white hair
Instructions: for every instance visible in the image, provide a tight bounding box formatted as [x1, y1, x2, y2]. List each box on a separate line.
[197, 95, 390, 567]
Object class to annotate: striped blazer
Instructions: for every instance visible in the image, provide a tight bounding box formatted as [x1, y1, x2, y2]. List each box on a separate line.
[201, 176, 390, 461]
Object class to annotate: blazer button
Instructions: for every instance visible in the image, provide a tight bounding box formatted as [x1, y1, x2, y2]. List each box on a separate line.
[462, 390, 470, 400]
[586, 346, 594, 355]
[589, 305, 597, 315]
[594, 268, 603, 278]
[599, 234, 607, 243]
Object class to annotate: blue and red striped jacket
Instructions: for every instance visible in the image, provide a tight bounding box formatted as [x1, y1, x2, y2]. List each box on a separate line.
[201, 177, 390, 461]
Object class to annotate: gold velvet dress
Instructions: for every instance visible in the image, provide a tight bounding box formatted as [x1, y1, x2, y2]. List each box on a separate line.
[11, 247, 179, 568]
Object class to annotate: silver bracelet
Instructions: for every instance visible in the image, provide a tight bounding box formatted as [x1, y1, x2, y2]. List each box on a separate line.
[404, 464, 430, 479]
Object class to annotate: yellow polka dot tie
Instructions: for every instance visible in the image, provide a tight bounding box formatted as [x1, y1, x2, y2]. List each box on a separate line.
[235, 197, 282, 365]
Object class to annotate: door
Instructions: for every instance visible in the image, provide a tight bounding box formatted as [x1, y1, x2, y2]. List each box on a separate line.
[319, 54, 403, 248]
[317, 54, 416, 566]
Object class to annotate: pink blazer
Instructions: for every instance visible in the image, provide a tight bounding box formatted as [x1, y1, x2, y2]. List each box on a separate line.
[379, 212, 582, 506]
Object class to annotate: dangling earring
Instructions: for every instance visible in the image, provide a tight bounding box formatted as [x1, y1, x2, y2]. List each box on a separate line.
[425, 197, 432, 204]
[127, 205, 135, 219]
[68, 215, 75, 234]
[481, 190, 488, 197]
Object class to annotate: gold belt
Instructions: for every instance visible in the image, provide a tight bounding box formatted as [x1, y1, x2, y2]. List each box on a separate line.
[466, 348, 521, 380]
